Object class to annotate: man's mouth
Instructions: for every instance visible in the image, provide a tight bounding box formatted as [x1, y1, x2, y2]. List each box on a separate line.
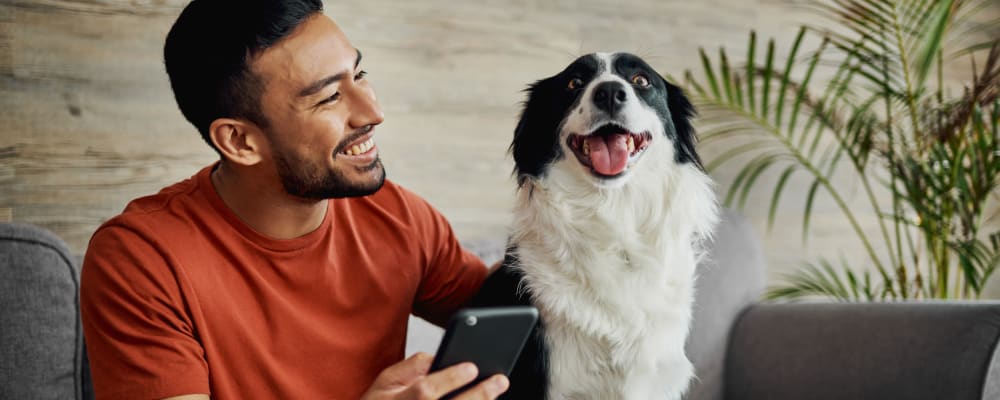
[341, 136, 376, 156]
[567, 124, 651, 177]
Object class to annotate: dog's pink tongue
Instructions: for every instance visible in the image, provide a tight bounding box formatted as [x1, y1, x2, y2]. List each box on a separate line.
[587, 134, 629, 176]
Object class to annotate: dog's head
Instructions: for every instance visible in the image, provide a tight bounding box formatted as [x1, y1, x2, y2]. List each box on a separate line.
[511, 52, 699, 188]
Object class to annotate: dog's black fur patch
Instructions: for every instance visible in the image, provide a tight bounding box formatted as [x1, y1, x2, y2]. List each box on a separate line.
[465, 251, 549, 399]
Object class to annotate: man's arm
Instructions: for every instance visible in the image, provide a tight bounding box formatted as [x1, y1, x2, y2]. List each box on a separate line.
[81, 225, 210, 399]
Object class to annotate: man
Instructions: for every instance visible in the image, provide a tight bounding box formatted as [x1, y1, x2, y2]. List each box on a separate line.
[79, 1, 509, 399]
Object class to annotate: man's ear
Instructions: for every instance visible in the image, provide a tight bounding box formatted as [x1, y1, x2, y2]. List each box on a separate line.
[209, 118, 265, 166]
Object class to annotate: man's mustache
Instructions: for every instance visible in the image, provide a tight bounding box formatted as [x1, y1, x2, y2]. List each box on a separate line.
[333, 125, 374, 156]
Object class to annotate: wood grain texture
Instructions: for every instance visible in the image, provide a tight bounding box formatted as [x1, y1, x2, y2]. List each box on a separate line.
[1, 1, 998, 300]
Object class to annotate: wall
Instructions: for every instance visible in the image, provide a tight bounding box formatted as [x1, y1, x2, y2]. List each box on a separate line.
[2, 0, 998, 295]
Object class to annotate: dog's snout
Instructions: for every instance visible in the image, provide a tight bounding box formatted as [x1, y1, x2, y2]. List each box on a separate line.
[592, 81, 628, 115]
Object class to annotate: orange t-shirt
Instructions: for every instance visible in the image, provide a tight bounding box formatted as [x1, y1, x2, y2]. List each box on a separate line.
[80, 164, 487, 399]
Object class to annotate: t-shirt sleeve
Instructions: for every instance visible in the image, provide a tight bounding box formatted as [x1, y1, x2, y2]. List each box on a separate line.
[80, 224, 210, 399]
[404, 191, 488, 327]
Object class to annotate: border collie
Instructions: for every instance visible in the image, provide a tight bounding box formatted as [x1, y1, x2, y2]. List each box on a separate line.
[469, 52, 718, 399]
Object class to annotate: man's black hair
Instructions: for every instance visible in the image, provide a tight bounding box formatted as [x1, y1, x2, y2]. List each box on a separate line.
[164, 0, 325, 155]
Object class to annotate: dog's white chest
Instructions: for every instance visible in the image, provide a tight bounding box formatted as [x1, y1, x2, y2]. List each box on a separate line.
[517, 241, 696, 400]
[508, 139, 718, 399]
[513, 197, 702, 399]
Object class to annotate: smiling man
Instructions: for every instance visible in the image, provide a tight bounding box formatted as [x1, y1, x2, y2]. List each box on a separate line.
[79, 1, 508, 399]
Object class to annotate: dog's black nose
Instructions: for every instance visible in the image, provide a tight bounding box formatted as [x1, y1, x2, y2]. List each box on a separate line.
[592, 81, 628, 115]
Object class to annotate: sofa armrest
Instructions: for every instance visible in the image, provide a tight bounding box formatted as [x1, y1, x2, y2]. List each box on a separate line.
[0, 223, 88, 399]
[725, 302, 1000, 400]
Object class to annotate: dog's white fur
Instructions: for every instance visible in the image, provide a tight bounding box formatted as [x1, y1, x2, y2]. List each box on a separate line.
[510, 53, 718, 399]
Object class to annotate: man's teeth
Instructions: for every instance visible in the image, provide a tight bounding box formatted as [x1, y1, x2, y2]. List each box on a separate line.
[343, 138, 375, 156]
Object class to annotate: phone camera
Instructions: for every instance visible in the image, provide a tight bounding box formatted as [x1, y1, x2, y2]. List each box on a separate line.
[465, 316, 478, 326]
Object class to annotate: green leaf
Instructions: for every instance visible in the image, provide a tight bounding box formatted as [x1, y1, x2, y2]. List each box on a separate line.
[720, 47, 735, 104]
[683, 70, 709, 98]
[698, 48, 722, 100]
[766, 259, 858, 301]
[761, 38, 776, 119]
[704, 140, 773, 173]
[802, 178, 822, 244]
[774, 27, 807, 130]
[738, 154, 781, 210]
[788, 38, 829, 144]
[726, 153, 780, 207]
[747, 30, 757, 114]
[913, 0, 954, 87]
[767, 166, 797, 232]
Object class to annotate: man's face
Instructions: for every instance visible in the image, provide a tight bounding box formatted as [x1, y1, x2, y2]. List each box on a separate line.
[251, 14, 385, 199]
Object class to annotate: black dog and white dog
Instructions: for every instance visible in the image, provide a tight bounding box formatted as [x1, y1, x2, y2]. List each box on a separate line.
[468, 53, 718, 399]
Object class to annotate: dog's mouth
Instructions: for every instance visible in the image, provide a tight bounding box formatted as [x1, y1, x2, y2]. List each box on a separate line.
[567, 124, 652, 178]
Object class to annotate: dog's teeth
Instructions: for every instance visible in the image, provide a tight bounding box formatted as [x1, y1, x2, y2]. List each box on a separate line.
[627, 136, 635, 153]
[583, 140, 590, 155]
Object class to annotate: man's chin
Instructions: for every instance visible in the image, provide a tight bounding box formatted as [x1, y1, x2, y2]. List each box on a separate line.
[280, 161, 386, 200]
[331, 170, 386, 199]
[344, 160, 387, 196]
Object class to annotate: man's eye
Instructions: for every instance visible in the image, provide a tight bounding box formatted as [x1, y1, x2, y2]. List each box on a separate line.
[354, 70, 368, 81]
[318, 92, 340, 106]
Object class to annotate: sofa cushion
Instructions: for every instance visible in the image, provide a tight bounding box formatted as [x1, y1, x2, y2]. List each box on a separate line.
[0, 223, 86, 399]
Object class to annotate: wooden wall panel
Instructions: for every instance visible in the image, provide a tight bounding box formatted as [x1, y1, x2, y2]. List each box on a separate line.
[2, 1, 997, 296]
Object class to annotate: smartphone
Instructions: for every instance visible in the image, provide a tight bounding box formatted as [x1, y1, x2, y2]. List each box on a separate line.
[430, 306, 539, 398]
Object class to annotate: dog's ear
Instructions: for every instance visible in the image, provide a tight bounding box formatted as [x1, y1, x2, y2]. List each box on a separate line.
[662, 77, 703, 169]
[510, 78, 565, 187]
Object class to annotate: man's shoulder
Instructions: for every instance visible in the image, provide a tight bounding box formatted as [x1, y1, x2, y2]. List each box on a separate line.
[95, 167, 208, 240]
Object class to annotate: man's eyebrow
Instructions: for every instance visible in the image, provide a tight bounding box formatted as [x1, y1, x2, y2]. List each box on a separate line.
[297, 49, 363, 98]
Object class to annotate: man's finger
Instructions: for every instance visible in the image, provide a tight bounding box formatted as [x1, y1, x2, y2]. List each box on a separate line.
[374, 352, 434, 386]
[452, 374, 510, 400]
[407, 362, 478, 399]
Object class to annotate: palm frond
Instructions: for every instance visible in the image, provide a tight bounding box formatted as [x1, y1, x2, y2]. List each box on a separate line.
[689, 0, 1000, 302]
[765, 258, 878, 301]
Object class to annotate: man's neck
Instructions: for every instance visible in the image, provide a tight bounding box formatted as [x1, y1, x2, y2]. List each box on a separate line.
[210, 162, 328, 240]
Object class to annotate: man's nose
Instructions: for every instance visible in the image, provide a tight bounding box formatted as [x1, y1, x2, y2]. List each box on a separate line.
[592, 81, 627, 115]
[349, 87, 384, 129]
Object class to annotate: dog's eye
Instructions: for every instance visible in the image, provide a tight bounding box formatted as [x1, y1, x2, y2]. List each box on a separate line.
[567, 78, 583, 91]
[631, 74, 650, 88]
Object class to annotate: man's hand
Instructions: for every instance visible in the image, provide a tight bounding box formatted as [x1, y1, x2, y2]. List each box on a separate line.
[362, 352, 509, 400]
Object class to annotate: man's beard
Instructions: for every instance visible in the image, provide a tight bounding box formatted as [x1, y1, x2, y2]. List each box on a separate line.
[273, 147, 386, 199]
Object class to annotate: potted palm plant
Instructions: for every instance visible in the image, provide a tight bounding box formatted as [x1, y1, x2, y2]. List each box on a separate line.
[685, 0, 1000, 300]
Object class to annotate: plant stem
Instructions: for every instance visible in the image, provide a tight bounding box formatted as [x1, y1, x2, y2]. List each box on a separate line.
[883, 44, 907, 298]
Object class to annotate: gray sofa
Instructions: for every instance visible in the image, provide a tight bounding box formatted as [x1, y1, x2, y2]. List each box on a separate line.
[3, 211, 1000, 399]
